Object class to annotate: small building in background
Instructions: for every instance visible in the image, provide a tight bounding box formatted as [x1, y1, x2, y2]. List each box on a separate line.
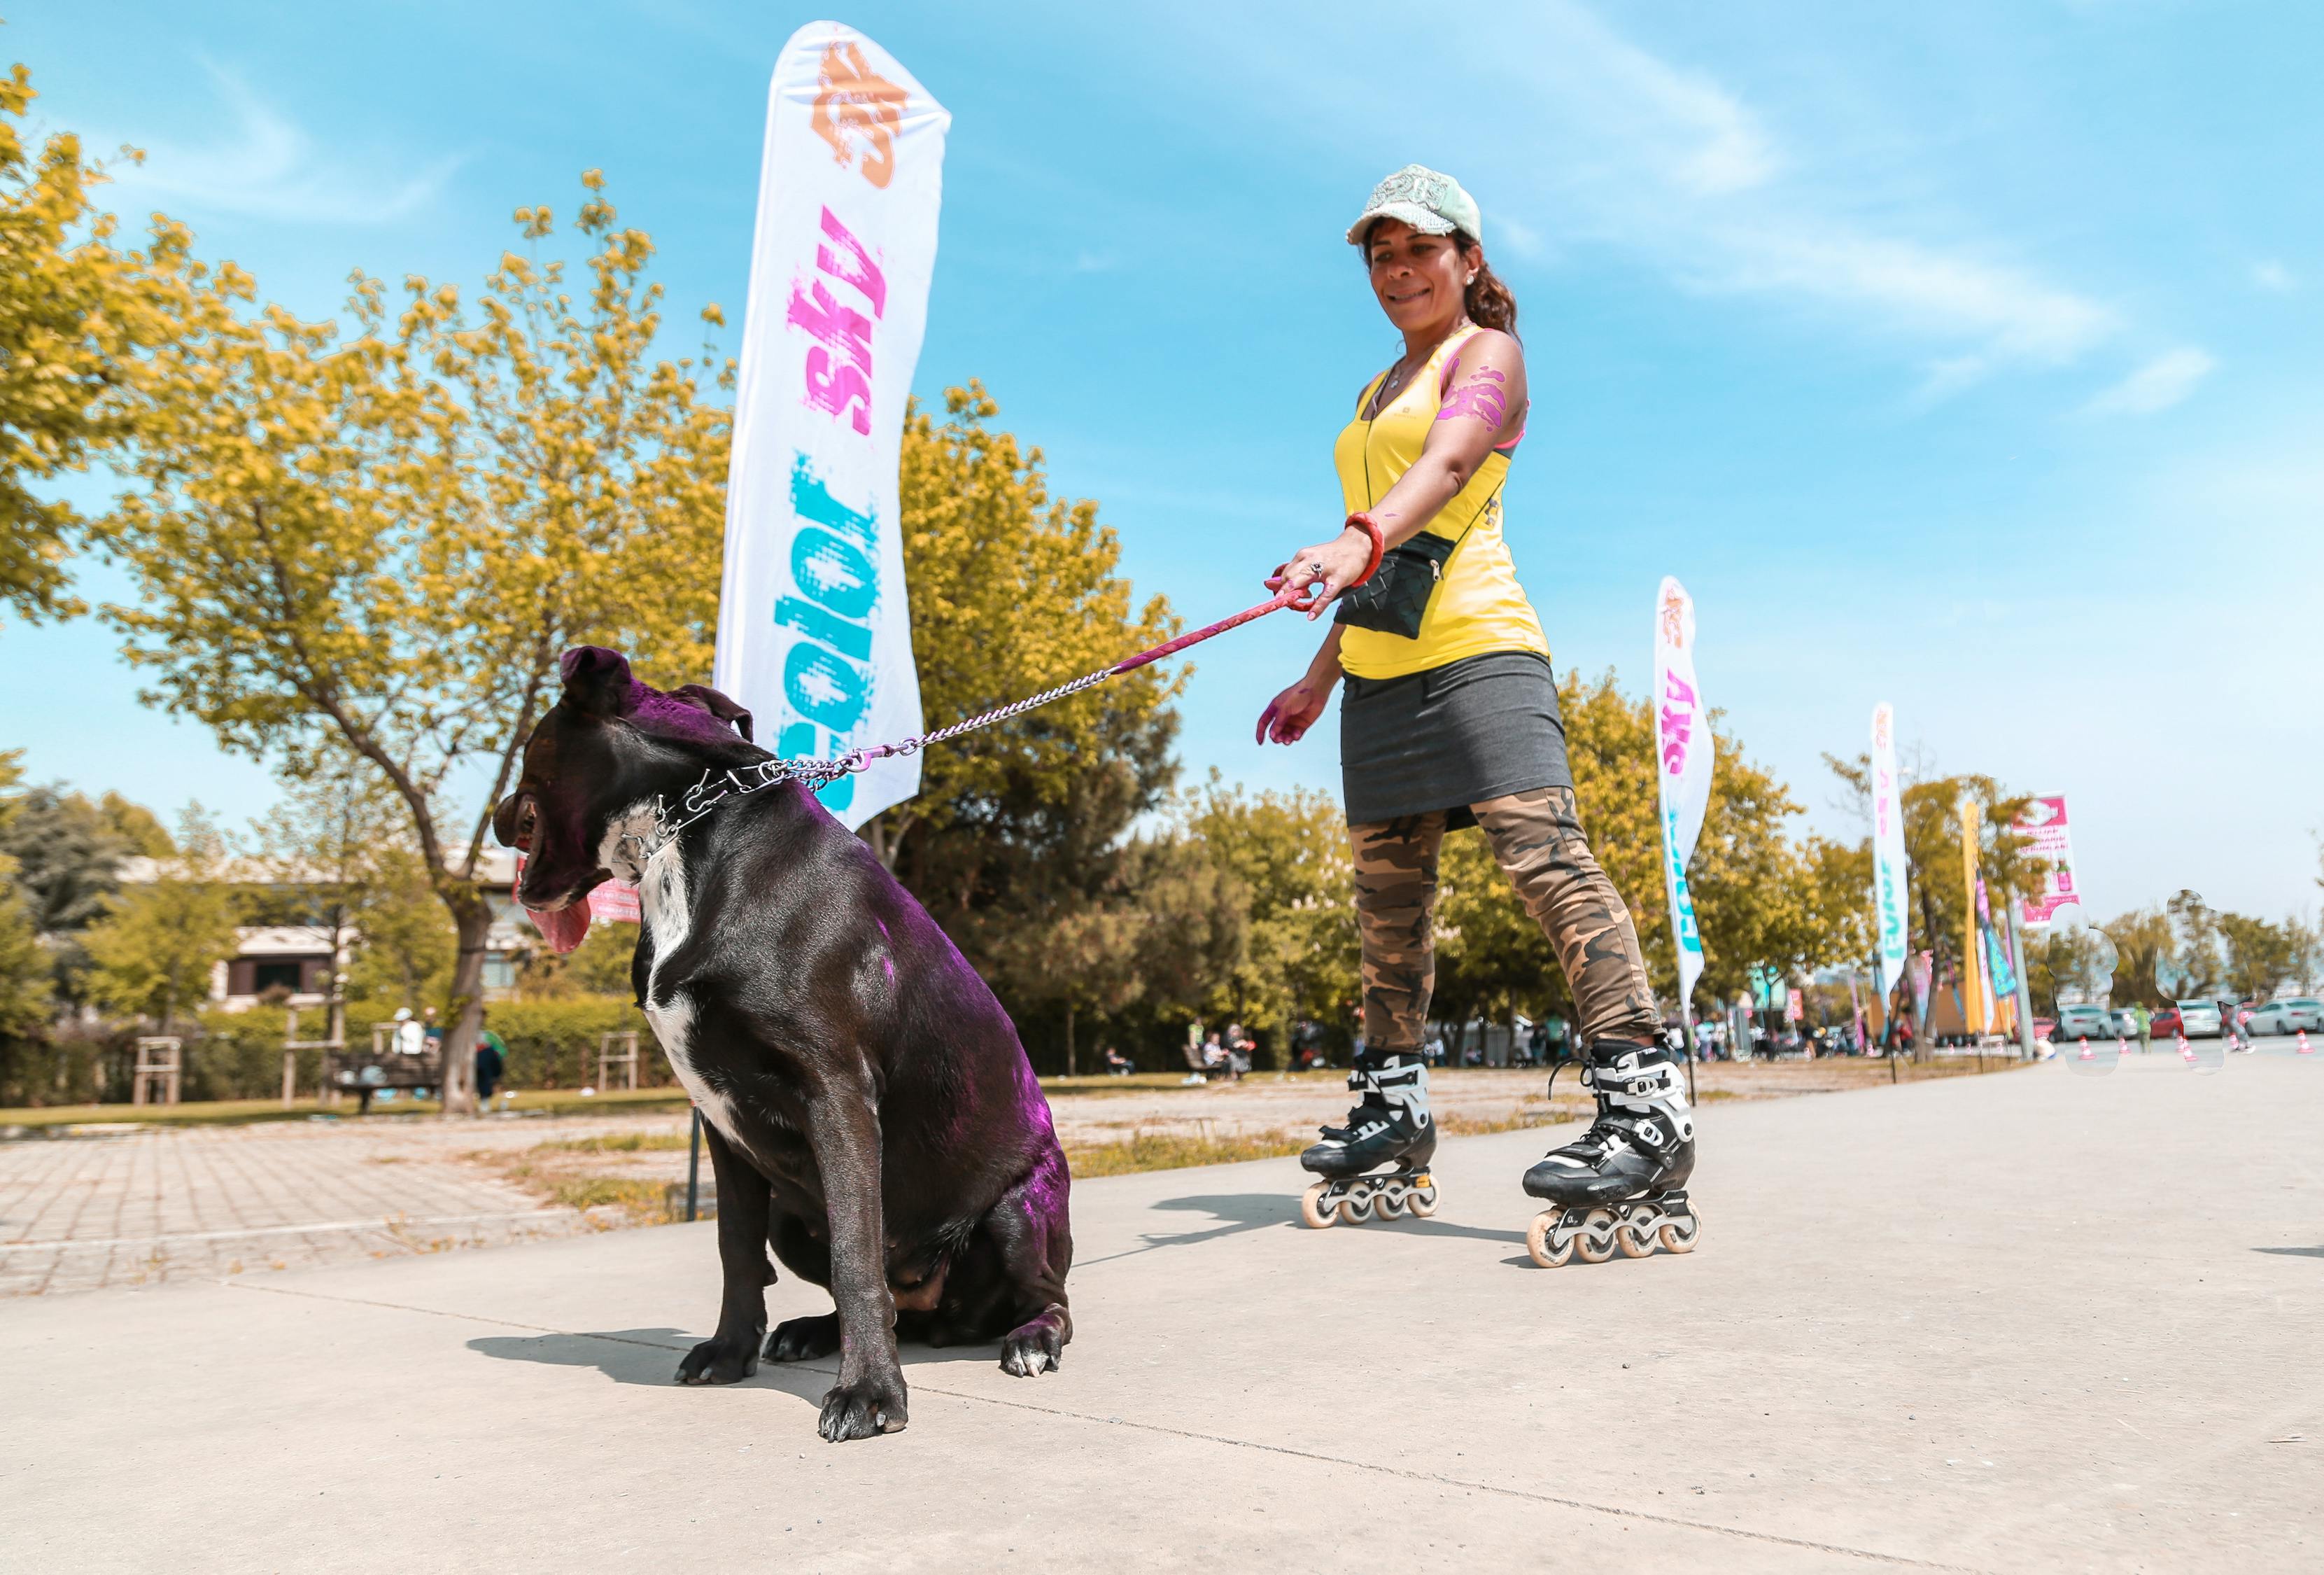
[211, 924, 355, 1010]
[118, 848, 538, 1009]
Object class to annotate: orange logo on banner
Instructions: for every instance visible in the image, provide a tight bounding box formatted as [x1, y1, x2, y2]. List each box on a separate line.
[1658, 582, 1688, 652]
[811, 41, 906, 189]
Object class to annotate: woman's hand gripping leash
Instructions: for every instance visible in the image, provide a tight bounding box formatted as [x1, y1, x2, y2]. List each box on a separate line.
[1255, 514, 1386, 746]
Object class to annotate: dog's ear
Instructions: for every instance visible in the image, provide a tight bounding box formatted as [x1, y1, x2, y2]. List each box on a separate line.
[558, 646, 635, 721]
[668, 683, 754, 743]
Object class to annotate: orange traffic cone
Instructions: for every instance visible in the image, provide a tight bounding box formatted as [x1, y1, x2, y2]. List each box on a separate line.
[2300, 1029, 2314, 1056]
[2076, 1036, 2093, 1062]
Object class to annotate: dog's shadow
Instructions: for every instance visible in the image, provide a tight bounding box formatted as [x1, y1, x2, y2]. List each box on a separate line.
[466, 1326, 1019, 1386]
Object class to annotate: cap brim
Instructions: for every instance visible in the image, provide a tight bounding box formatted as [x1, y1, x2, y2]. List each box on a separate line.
[1346, 202, 1460, 246]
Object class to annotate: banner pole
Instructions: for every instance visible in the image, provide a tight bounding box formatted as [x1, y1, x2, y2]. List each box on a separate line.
[686, 1106, 703, 1223]
[2005, 903, 2037, 1061]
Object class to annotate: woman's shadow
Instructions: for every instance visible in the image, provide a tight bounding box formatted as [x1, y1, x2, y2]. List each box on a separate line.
[1075, 1188, 1526, 1269]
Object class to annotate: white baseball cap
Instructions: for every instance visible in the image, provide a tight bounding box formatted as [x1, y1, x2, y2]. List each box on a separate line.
[1346, 164, 1484, 247]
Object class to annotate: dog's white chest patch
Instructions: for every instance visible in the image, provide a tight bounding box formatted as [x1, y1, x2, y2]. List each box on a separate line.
[635, 847, 744, 1144]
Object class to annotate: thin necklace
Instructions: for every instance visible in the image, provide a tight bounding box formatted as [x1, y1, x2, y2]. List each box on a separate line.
[1372, 316, 1471, 415]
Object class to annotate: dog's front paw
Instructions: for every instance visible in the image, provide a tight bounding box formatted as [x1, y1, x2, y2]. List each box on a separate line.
[818, 1368, 908, 1442]
[1000, 1311, 1065, 1377]
[676, 1334, 760, 1385]
[765, 1313, 840, 1364]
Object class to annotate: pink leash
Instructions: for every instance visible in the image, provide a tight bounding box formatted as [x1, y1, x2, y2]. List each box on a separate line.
[822, 577, 1325, 776]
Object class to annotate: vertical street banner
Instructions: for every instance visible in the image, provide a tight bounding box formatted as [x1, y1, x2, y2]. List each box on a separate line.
[1869, 703, 1910, 1007]
[2014, 794, 2079, 928]
[713, 22, 950, 829]
[1653, 578, 1713, 1017]
[1957, 796, 1989, 1033]
[1977, 876, 2016, 1029]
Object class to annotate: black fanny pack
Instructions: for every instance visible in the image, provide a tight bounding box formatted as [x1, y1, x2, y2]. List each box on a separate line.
[1332, 533, 1458, 640]
[1333, 491, 1495, 640]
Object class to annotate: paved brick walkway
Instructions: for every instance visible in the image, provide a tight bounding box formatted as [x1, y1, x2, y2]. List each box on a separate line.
[1, 1060, 1985, 1298]
[0, 1117, 607, 1297]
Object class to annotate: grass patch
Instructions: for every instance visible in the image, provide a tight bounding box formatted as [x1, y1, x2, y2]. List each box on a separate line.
[548, 1176, 674, 1219]
[536, 1131, 691, 1154]
[1066, 1130, 1306, 1177]
[0, 1084, 696, 1134]
[1436, 1102, 1593, 1137]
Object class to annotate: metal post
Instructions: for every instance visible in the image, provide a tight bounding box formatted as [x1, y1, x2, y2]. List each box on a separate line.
[685, 1106, 703, 1223]
[1679, 999, 1698, 1107]
[2004, 902, 2038, 1062]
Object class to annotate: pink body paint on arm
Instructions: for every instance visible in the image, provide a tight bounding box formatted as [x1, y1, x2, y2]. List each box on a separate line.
[1435, 365, 1508, 430]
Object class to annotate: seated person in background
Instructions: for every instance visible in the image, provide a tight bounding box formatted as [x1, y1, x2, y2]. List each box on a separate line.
[1101, 1046, 1134, 1077]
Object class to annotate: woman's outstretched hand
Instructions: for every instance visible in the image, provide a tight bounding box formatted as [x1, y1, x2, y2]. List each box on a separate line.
[1256, 676, 1330, 746]
[1265, 526, 1374, 620]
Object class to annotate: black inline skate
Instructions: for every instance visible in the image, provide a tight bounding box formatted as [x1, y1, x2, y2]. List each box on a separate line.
[1299, 1049, 1438, 1227]
[1522, 1039, 1698, 1266]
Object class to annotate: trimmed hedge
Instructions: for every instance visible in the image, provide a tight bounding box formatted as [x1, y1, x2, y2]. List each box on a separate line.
[0, 997, 670, 1107]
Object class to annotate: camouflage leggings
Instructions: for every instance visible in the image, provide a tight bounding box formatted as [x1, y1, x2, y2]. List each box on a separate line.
[1351, 786, 1660, 1054]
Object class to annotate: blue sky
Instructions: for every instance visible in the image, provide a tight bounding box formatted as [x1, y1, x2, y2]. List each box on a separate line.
[9, 0, 2321, 921]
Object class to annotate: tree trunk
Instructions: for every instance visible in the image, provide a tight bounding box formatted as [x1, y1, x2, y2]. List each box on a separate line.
[1064, 1002, 1077, 1078]
[437, 897, 491, 1118]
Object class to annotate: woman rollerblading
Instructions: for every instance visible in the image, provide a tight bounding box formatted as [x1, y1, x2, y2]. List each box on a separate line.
[1259, 164, 1698, 1262]
[1299, 1049, 1438, 1226]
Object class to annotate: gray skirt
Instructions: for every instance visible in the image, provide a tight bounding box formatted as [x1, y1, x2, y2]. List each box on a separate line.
[1339, 650, 1572, 827]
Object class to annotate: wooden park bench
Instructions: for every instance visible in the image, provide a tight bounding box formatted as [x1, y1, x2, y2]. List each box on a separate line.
[323, 1025, 444, 1114]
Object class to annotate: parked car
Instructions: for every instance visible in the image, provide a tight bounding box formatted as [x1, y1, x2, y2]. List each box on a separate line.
[2055, 1004, 2118, 1042]
[2033, 1016, 2057, 1043]
[2174, 1000, 2223, 1037]
[2111, 1007, 2144, 1038]
[2248, 997, 2324, 1035]
[2150, 1004, 2183, 1037]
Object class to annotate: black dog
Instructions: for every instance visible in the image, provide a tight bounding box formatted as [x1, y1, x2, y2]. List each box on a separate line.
[495, 647, 1073, 1442]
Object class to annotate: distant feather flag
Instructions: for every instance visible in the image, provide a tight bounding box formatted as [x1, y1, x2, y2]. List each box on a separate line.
[713, 22, 950, 829]
[1870, 704, 1910, 1002]
[1653, 578, 1713, 1016]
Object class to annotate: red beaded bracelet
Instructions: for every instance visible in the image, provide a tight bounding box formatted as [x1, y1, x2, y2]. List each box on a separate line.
[1344, 512, 1387, 587]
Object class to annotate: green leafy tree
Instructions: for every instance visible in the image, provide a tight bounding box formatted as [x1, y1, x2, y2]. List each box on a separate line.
[95, 174, 729, 1114]
[2099, 907, 2170, 1009]
[0, 752, 55, 1037]
[880, 386, 1185, 1027]
[83, 806, 239, 1032]
[519, 919, 640, 1000]
[0, 60, 190, 621]
[1183, 775, 1355, 1048]
[2216, 911, 2295, 1003]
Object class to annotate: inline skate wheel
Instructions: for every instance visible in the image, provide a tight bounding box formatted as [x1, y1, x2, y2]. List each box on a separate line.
[1407, 1181, 1439, 1217]
[1526, 1210, 1575, 1268]
[1300, 1182, 1338, 1230]
[1616, 1205, 1659, 1259]
[1575, 1209, 1619, 1264]
[1338, 1189, 1375, 1224]
[1658, 1210, 1700, 1254]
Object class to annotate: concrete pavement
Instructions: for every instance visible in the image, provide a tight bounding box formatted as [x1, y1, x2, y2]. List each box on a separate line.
[3, 1050, 2319, 1572]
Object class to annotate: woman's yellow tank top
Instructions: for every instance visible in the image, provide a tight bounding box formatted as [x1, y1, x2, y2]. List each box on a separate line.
[1333, 323, 1551, 681]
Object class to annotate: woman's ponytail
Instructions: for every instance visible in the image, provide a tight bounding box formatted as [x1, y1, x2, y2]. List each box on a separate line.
[1456, 230, 1518, 337]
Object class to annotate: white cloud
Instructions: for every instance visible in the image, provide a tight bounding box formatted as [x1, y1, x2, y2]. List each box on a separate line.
[1538, 1, 1779, 195]
[1410, 5, 2120, 397]
[2252, 259, 2296, 293]
[2082, 347, 2217, 416]
[104, 62, 460, 225]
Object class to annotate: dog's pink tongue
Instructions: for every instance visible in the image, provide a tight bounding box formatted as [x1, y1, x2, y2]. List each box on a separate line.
[529, 901, 591, 955]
